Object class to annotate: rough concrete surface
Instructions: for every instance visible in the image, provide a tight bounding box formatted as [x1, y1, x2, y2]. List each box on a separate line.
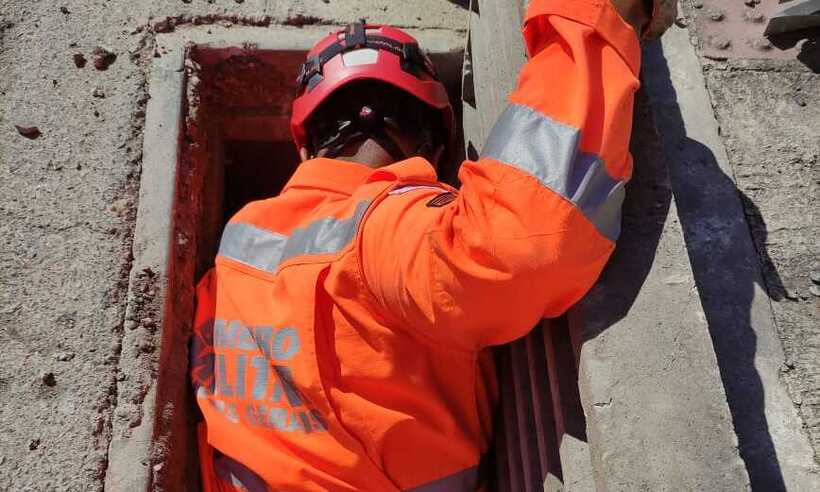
[678, 0, 820, 473]
[703, 64, 820, 460]
[0, 1, 467, 490]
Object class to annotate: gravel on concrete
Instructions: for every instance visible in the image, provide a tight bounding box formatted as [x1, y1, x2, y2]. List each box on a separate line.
[0, 1, 467, 490]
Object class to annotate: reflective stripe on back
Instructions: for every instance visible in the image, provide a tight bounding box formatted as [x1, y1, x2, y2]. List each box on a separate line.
[405, 465, 479, 492]
[481, 103, 625, 241]
[218, 199, 372, 274]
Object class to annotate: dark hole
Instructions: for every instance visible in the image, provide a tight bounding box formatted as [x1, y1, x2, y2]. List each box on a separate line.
[222, 140, 300, 223]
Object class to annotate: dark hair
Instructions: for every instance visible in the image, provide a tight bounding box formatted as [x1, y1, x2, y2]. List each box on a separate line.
[304, 80, 446, 160]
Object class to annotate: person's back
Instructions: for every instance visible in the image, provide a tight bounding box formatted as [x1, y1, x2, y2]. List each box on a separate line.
[190, 1, 675, 490]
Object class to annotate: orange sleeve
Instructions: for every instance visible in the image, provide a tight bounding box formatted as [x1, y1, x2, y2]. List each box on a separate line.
[360, 0, 641, 350]
[190, 269, 217, 393]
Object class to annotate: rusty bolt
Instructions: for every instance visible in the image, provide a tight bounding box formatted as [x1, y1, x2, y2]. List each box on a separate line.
[706, 9, 724, 22]
[744, 10, 765, 23]
[752, 37, 773, 51]
[709, 35, 731, 50]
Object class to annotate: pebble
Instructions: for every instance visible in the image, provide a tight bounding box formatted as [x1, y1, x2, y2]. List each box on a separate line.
[28, 439, 40, 451]
[810, 271, 820, 285]
[92, 87, 105, 98]
[784, 289, 799, 301]
[41, 372, 56, 387]
[15, 125, 41, 139]
[72, 53, 86, 68]
[748, 9, 766, 21]
[92, 47, 117, 70]
[153, 19, 175, 33]
[709, 35, 731, 50]
[138, 340, 155, 353]
[55, 352, 75, 362]
[60, 6, 70, 14]
[810, 285, 820, 298]
[707, 9, 724, 22]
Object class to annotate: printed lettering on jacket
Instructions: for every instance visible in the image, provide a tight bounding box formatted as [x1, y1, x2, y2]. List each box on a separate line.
[191, 318, 327, 434]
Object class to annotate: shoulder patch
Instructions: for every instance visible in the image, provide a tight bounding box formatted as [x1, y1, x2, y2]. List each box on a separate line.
[426, 192, 457, 208]
[389, 184, 448, 195]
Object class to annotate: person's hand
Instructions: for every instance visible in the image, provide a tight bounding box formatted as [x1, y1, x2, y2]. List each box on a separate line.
[610, 0, 677, 40]
[610, 0, 652, 35]
[642, 0, 677, 40]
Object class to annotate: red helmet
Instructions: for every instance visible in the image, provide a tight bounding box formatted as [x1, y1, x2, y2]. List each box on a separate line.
[290, 21, 454, 153]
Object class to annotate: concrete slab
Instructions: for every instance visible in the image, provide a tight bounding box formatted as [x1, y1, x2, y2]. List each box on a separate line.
[703, 64, 820, 468]
[0, 2, 467, 490]
[643, 23, 819, 490]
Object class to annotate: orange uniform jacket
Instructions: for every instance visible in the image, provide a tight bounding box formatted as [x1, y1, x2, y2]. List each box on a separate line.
[190, 1, 641, 490]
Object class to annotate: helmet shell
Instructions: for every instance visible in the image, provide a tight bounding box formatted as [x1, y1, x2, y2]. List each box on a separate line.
[290, 24, 454, 152]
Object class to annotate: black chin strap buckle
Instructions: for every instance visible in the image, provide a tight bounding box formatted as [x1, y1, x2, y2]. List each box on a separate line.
[296, 56, 321, 88]
[345, 19, 367, 48]
[401, 43, 426, 75]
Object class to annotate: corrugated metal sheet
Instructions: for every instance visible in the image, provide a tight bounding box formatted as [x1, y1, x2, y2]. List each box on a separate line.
[492, 319, 588, 490]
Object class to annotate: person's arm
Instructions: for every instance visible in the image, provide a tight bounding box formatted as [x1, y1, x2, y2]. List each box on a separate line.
[360, 0, 646, 351]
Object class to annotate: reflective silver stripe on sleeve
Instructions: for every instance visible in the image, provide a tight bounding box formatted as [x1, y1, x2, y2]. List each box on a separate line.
[405, 465, 478, 492]
[218, 199, 371, 273]
[481, 103, 626, 241]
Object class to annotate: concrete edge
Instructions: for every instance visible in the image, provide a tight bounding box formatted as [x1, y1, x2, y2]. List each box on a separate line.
[104, 38, 186, 491]
[156, 24, 465, 89]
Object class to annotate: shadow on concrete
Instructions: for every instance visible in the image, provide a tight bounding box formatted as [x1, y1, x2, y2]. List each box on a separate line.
[768, 27, 820, 73]
[576, 85, 674, 342]
[642, 41, 787, 491]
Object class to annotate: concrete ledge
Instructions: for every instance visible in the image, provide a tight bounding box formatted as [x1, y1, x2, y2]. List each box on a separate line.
[105, 42, 185, 491]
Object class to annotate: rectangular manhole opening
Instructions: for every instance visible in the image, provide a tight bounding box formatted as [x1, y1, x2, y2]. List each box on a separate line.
[163, 36, 465, 487]
[184, 44, 465, 277]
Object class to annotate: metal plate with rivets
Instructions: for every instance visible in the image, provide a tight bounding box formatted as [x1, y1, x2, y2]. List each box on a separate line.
[691, 0, 801, 60]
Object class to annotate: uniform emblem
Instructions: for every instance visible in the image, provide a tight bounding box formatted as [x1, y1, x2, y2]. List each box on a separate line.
[426, 192, 457, 208]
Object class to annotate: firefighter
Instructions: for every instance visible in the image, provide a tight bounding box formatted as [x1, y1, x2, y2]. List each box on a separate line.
[190, 0, 677, 490]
